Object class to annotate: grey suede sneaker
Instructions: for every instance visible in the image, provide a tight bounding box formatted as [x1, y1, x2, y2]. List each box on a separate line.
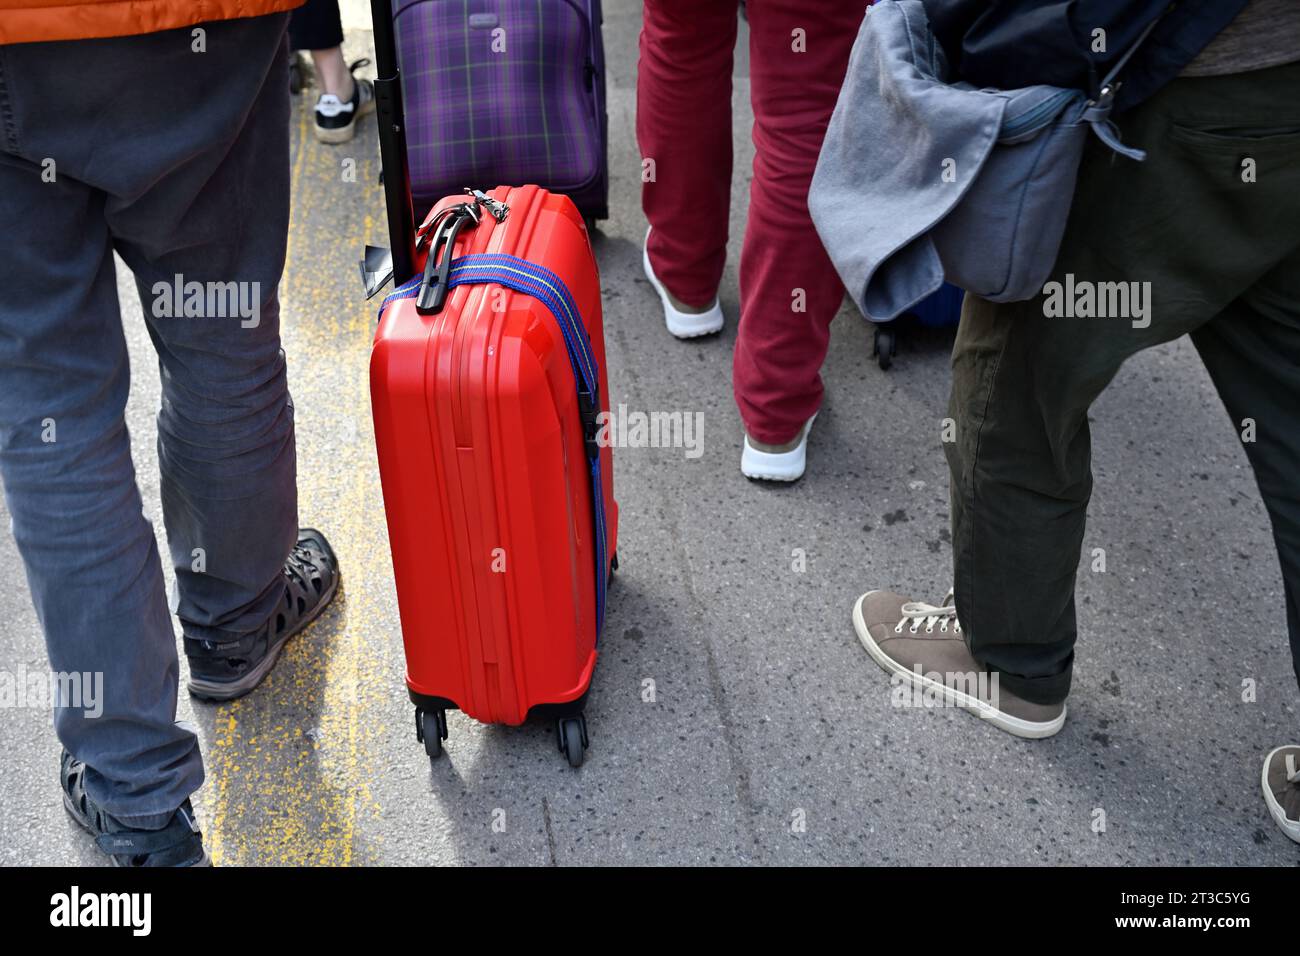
[852, 589, 1067, 739]
[1262, 745, 1300, 844]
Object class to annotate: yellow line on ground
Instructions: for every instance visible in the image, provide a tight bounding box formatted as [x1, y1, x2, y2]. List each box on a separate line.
[196, 99, 394, 865]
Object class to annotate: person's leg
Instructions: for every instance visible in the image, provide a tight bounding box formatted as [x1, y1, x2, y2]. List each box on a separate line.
[0, 68, 200, 829]
[78, 16, 338, 701]
[0, 13, 326, 843]
[1198, 267, 1300, 846]
[289, 0, 351, 96]
[948, 62, 1300, 706]
[290, 0, 372, 144]
[1192, 248, 1300, 692]
[310, 47, 354, 99]
[1183, 114, 1300, 850]
[732, 0, 859, 448]
[102, 26, 300, 655]
[855, 64, 1300, 736]
[637, 0, 737, 309]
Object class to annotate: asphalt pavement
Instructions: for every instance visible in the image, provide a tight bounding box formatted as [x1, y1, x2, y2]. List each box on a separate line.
[0, 0, 1296, 865]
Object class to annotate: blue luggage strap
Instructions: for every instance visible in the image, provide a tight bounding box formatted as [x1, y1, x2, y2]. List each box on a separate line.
[380, 253, 609, 636]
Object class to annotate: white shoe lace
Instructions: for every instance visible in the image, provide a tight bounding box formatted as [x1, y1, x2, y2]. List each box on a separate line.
[893, 593, 962, 635]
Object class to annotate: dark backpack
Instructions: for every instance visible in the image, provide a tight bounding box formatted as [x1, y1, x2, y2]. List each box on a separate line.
[921, 0, 1249, 112]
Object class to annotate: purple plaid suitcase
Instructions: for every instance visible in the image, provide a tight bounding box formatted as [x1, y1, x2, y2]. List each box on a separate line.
[393, 0, 609, 223]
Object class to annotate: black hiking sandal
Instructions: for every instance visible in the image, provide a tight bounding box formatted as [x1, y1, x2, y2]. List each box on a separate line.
[61, 751, 209, 867]
[186, 528, 340, 702]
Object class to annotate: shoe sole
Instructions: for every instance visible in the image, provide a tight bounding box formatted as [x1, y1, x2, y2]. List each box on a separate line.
[851, 592, 1067, 740]
[642, 237, 724, 338]
[315, 122, 358, 145]
[187, 570, 340, 703]
[1261, 745, 1300, 844]
[740, 465, 802, 482]
[62, 792, 211, 867]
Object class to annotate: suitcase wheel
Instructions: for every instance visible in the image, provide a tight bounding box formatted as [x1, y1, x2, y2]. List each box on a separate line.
[873, 327, 897, 371]
[556, 714, 589, 769]
[415, 706, 449, 762]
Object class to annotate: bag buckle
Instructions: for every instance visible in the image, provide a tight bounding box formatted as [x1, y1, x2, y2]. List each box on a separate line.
[578, 389, 601, 460]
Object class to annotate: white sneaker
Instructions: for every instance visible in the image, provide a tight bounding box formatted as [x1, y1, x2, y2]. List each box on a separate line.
[313, 64, 375, 145]
[740, 413, 817, 482]
[642, 227, 725, 338]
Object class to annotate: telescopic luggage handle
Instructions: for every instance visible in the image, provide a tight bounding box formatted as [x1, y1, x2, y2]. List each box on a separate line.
[361, 0, 416, 297]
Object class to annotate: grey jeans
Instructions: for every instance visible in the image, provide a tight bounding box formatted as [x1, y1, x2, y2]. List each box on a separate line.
[0, 14, 296, 826]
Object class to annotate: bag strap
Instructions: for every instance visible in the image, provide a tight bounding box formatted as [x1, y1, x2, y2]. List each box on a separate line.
[1083, 10, 1169, 160]
[379, 254, 610, 638]
[1095, 11, 1167, 105]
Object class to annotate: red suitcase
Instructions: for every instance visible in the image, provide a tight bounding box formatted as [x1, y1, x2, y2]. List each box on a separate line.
[364, 3, 616, 769]
[370, 186, 617, 769]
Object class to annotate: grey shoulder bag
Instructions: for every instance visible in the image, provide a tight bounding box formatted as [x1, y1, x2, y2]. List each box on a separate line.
[810, 0, 1167, 322]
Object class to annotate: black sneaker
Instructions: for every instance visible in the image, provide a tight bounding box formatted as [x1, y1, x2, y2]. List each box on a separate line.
[313, 59, 375, 144]
[61, 752, 208, 867]
[186, 528, 340, 702]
